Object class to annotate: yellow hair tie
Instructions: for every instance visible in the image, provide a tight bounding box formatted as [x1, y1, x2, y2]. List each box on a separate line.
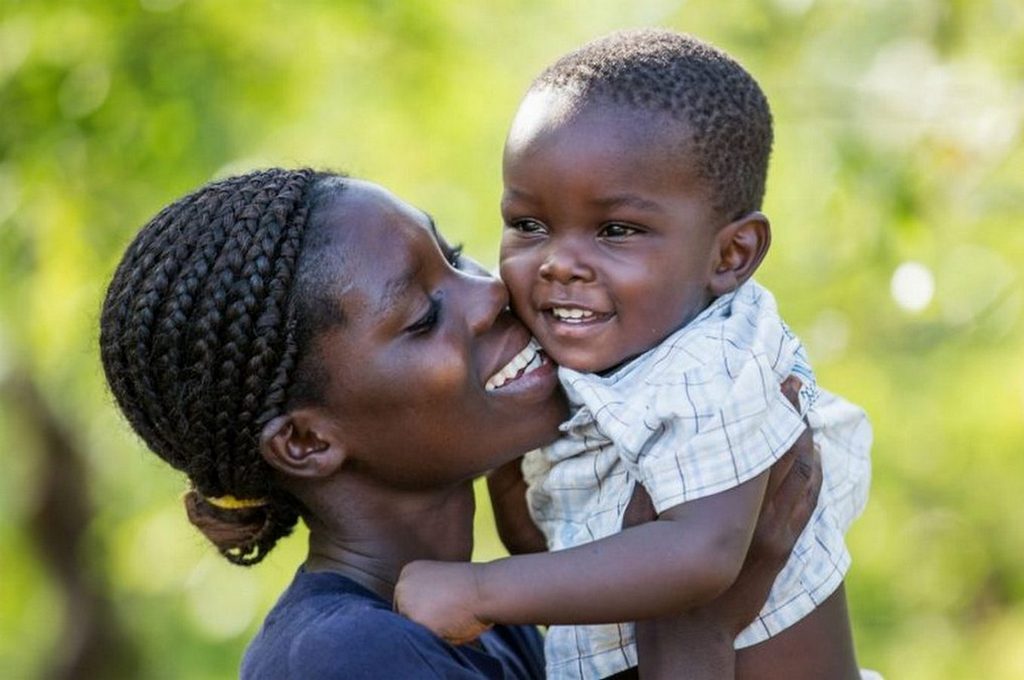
[205, 494, 269, 510]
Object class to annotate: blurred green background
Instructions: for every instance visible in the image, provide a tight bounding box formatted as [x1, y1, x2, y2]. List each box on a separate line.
[1, 1, 1022, 678]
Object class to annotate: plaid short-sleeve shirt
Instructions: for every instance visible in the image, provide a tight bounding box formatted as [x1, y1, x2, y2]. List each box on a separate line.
[523, 280, 872, 680]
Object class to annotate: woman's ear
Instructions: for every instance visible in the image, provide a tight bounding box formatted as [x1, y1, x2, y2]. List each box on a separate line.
[259, 410, 346, 479]
[709, 211, 771, 297]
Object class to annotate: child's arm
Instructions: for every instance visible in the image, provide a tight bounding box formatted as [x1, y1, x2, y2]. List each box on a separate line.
[395, 468, 769, 643]
[486, 457, 547, 555]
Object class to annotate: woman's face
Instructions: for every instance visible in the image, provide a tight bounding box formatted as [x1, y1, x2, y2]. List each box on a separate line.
[308, 180, 564, 488]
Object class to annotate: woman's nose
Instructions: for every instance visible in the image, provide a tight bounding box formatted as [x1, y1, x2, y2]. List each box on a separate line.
[465, 271, 509, 335]
[538, 243, 593, 284]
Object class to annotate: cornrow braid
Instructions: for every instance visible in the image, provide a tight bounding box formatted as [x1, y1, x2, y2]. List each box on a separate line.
[532, 28, 773, 220]
[100, 168, 342, 565]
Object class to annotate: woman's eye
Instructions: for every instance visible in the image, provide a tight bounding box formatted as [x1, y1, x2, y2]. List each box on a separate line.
[444, 243, 464, 269]
[508, 219, 546, 234]
[406, 297, 440, 335]
[599, 223, 640, 239]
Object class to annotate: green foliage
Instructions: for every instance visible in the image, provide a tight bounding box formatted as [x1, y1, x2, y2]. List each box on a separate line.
[1, 1, 1022, 677]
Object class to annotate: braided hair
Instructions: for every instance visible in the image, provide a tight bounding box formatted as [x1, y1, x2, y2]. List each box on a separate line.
[531, 28, 773, 220]
[100, 168, 344, 565]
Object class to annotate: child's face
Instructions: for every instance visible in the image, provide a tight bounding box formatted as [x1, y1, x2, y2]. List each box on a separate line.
[499, 91, 724, 373]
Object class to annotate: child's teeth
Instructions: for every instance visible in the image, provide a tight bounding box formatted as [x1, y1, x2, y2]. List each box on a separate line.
[553, 307, 594, 321]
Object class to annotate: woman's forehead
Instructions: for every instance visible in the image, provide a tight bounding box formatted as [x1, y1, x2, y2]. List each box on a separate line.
[325, 180, 436, 241]
[313, 182, 441, 311]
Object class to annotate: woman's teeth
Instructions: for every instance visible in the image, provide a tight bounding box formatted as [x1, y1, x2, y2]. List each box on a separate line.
[485, 338, 545, 391]
[552, 307, 596, 323]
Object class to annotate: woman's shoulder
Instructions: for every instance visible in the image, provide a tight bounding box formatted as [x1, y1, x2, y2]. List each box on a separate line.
[242, 569, 544, 679]
[241, 569, 439, 678]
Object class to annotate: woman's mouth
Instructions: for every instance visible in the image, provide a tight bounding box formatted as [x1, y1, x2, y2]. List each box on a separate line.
[485, 338, 547, 391]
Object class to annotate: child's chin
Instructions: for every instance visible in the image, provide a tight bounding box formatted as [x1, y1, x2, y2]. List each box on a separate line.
[553, 351, 619, 374]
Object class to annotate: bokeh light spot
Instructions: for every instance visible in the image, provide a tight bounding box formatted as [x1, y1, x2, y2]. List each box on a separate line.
[891, 261, 935, 313]
[58, 62, 111, 119]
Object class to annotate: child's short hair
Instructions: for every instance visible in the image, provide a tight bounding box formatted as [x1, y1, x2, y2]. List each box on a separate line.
[532, 29, 773, 220]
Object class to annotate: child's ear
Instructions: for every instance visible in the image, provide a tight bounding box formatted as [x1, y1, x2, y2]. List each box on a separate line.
[709, 211, 771, 297]
[259, 410, 346, 480]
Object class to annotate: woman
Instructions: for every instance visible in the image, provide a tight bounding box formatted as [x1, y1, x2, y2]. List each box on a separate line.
[100, 168, 820, 678]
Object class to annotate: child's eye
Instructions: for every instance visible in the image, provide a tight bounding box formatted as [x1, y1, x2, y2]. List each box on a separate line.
[599, 223, 640, 239]
[508, 219, 547, 235]
[406, 297, 441, 335]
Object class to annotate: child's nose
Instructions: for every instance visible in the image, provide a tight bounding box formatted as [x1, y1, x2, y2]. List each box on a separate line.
[538, 245, 593, 284]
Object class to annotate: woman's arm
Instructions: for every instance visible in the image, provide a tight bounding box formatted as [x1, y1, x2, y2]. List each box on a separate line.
[486, 457, 547, 555]
[636, 376, 822, 680]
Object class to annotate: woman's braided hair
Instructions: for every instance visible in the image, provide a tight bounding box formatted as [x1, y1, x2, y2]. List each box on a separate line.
[100, 168, 340, 565]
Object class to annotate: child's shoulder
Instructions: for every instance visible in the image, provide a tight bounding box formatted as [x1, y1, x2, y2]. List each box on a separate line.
[645, 280, 787, 372]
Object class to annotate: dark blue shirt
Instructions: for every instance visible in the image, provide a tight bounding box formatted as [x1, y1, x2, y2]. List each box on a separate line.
[242, 568, 545, 679]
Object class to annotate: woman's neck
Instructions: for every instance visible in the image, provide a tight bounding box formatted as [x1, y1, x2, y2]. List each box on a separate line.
[302, 479, 477, 601]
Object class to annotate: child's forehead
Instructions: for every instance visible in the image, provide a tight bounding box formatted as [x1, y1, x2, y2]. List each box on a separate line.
[515, 88, 690, 145]
[508, 93, 696, 179]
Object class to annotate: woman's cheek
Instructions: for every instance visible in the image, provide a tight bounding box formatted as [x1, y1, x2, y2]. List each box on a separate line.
[426, 349, 473, 391]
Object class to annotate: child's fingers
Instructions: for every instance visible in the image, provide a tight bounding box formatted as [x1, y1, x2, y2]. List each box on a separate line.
[445, 622, 494, 647]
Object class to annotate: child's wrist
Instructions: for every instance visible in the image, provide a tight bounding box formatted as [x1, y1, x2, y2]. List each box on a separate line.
[471, 560, 503, 625]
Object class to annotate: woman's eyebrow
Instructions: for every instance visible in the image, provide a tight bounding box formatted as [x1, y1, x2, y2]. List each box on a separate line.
[422, 211, 459, 259]
[422, 211, 441, 241]
[377, 260, 422, 316]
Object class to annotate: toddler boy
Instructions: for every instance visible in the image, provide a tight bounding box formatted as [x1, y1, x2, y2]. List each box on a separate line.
[398, 29, 871, 679]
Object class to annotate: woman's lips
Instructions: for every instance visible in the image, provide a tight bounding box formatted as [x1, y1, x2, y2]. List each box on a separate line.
[485, 338, 547, 391]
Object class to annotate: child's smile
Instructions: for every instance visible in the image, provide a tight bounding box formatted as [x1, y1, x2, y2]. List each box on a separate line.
[499, 91, 726, 373]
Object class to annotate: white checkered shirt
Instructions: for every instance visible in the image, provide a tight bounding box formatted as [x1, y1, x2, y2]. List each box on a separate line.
[523, 280, 872, 680]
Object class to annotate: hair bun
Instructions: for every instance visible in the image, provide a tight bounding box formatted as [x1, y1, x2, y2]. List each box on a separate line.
[183, 489, 284, 566]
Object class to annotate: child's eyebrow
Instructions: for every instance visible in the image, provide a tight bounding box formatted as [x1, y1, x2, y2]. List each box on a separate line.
[592, 193, 664, 212]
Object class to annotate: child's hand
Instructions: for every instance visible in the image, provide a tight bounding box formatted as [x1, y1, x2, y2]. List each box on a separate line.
[395, 560, 493, 646]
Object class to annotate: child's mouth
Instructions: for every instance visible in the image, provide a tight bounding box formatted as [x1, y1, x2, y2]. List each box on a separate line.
[485, 338, 548, 391]
[549, 306, 611, 324]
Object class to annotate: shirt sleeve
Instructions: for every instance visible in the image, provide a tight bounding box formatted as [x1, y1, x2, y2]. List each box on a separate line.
[614, 352, 807, 513]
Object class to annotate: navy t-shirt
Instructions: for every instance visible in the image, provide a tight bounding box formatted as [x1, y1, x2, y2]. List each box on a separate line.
[242, 568, 545, 679]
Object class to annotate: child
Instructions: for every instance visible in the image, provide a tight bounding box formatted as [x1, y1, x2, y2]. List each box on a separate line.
[396, 29, 872, 679]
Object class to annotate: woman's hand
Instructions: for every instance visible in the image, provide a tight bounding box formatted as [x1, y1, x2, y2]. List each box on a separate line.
[631, 376, 823, 679]
[711, 375, 821, 636]
[395, 560, 493, 646]
[704, 423, 820, 636]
